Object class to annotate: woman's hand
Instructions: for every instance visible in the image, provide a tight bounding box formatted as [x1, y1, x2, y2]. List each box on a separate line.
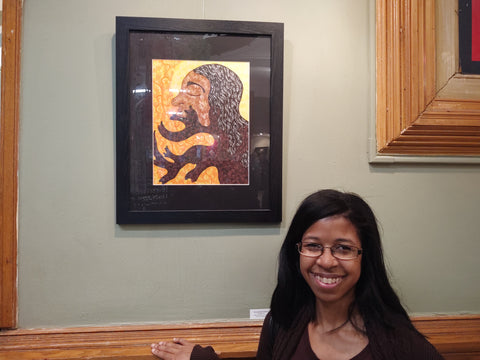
[151, 338, 195, 360]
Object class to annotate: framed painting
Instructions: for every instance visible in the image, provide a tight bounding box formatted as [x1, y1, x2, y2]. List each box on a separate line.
[459, 0, 480, 74]
[115, 16, 284, 224]
[373, 0, 480, 161]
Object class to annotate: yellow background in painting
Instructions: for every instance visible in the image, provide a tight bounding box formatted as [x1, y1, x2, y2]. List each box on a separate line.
[152, 60, 250, 185]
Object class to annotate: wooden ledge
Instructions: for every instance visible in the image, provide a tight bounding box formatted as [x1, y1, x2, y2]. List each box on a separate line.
[1, 316, 479, 360]
[0, 320, 263, 360]
[411, 315, 480, 357]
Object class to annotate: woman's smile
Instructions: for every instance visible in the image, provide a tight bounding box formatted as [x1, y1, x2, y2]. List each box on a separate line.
[311, 273, 344, 287]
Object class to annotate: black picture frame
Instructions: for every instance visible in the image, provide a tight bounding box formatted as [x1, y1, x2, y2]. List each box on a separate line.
[459, 0, 480, 74]
[115, 16, 283, 224]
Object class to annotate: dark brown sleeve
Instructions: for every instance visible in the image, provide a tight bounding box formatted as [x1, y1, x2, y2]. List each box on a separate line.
[190, 344, 220, 360]
[190, 313, 274, 360]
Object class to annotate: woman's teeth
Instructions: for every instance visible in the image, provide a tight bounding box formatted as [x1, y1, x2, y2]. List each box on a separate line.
[315, 275, 341, 284]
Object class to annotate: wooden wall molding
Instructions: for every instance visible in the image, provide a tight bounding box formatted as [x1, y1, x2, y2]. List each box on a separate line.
[0, 320, 263, 360]
[413, 315, 480, 358]
[375, 0, 480, 158]
[1, 316, 479, 360]
[0, 0, 22, 329]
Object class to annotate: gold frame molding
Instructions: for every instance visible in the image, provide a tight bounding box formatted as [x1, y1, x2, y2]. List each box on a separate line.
[0, 0, 22, 329]
[374, 0, 480, 162]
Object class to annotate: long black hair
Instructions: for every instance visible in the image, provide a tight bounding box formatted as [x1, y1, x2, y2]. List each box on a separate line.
[270, 189, 423, 359]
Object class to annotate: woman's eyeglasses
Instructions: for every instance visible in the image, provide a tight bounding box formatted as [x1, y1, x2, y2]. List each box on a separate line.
[297, 242, 363, 260]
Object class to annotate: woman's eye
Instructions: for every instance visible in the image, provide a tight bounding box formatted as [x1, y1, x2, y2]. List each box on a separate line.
[335, 245, 353, 252]
[304, 243, 322, 250]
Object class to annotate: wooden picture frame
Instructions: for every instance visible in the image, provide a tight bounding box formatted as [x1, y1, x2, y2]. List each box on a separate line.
[115, 17, 284, 223]
[373, 0, 480, 163]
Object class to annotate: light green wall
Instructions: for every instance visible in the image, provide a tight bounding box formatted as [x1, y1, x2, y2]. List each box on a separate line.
[18, 0, 480, 328]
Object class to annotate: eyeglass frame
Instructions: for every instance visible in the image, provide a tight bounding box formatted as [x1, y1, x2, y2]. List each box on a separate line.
[296, 242, 363, 260]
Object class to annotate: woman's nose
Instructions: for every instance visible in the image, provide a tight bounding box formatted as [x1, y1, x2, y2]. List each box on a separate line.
[315, 248, 338, 268]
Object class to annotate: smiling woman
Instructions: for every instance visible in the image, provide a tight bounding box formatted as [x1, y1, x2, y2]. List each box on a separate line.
[152, 189, 445, 360]
[259, 189, 444, 360]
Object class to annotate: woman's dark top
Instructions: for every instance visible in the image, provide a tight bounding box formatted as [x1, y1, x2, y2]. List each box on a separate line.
[189, 310, 444, 360]
[291, 326, 372, 359]
[256, 311, 444, 360]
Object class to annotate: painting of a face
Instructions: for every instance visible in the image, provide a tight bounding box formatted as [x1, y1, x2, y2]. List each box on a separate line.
[170, 71, 211, 127]
[152, 61, 250, 185]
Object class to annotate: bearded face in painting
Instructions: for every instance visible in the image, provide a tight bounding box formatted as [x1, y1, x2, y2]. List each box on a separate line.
[154, 64, 249, 185]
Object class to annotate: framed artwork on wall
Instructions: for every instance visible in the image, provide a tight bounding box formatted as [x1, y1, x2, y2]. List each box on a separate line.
[459, 0, 480, 74]
[373, 0, 480, 162]
[115, 16, 284, 224]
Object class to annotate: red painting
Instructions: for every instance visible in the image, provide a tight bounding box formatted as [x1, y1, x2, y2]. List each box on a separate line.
[459, 0, 480, 73]
[473, 0, 480, 60]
